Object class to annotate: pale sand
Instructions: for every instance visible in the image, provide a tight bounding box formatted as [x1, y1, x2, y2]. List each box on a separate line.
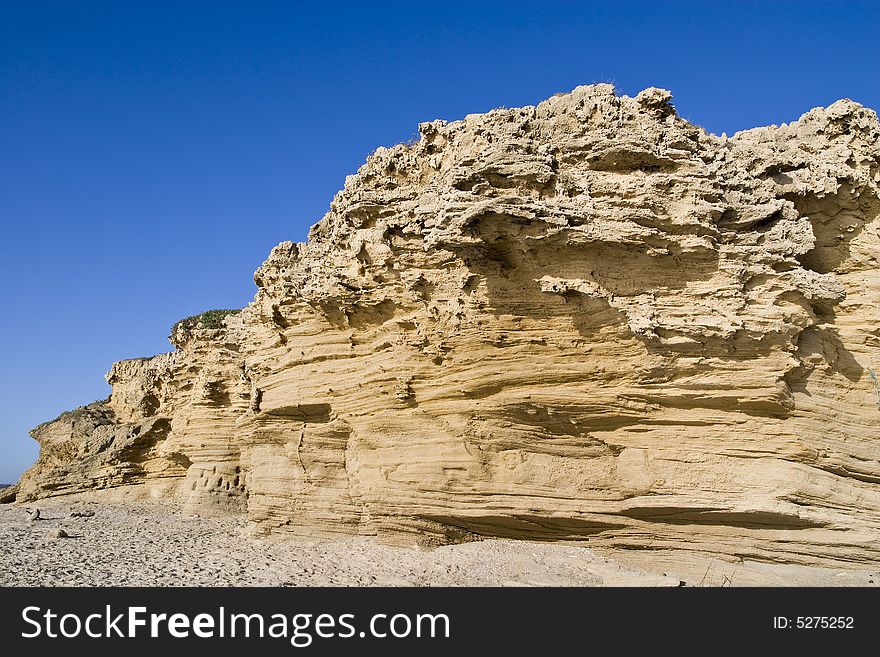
[1, 500, 876, 587]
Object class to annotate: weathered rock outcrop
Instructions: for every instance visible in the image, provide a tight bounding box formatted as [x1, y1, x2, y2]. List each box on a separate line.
[18, 85, 880, 567]
[0, 485, 17, 504]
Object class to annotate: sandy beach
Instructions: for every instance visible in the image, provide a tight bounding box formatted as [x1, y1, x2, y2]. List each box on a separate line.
[2, 499, 877, 587]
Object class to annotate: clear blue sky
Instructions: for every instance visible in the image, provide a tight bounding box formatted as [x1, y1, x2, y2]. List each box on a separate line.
[1, 1, 878, 484]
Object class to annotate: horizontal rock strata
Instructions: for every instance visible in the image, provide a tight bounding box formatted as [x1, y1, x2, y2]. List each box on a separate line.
[17, 85, 880, 567]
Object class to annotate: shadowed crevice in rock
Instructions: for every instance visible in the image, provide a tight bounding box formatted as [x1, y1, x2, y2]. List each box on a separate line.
[421, 514, 626, 541]
[618, 507, 828, 530]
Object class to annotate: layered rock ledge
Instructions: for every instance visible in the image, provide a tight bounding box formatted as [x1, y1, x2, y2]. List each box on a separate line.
[15, 85, 880, 568]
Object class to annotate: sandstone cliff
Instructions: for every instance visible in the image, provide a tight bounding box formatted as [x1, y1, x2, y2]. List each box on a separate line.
[16, 85, 880, 567]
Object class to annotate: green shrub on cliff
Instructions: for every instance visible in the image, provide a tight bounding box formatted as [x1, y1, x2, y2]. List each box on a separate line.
[171, 309, 240, 344]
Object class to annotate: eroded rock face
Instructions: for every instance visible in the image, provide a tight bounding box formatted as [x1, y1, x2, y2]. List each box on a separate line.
[18, 85, 880, 566]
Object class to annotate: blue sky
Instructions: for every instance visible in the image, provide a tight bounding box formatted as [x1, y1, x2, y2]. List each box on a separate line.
[1, 1, 878, 483]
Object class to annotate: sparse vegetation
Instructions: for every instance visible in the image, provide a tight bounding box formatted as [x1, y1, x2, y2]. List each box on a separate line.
[171, 309, 241, 344]
[870, 368, 880, 410]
